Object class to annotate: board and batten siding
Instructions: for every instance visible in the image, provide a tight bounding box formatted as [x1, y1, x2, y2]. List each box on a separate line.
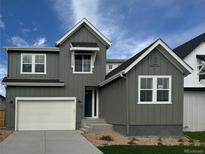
[127, 49, 184, 125]
[8, 52, 59, 79]
[184, 91, 205, 131]
[99, 78, 127, 125]
[5, 25, 107, 128]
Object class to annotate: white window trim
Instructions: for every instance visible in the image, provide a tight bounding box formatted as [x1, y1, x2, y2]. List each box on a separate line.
[72, 53, 93, 74]
[138, 75, 172, 104]
[20, 53, 46, 74]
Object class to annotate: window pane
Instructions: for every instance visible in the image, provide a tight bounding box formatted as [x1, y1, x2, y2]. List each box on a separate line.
[140, 90, 152, 101]
[23, 55, 32, 63]
[109, 65, 112, 69]
[35, 64, 44, 72]
[23, 64, 32, 72]
[75, 55, 82, 72]
[83, 55, 91, 72]
[157, 78, 169, 89]
[141, 78, 153, 89]
[157, 90, 169, 101]
[35, 55, 44, 63]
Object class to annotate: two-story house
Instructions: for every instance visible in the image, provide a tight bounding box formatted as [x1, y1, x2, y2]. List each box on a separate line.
[174, 33, 205, 131]
[2, 19, 192, 136]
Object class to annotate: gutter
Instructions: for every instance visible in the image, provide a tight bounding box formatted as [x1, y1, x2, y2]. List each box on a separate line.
[99, 71, 126, 87]
[3, 82, 65, 87]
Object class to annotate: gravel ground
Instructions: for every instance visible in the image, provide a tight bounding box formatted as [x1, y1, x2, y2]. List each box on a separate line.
[83, 130, 204, 147]
[0, 129, 13, 142]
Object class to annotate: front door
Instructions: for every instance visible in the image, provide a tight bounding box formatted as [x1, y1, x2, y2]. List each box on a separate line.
[85, 89, 98, 118]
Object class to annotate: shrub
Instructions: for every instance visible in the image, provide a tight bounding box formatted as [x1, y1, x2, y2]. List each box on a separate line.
[158, 142, 163, 146]
[128, 138, 136, 144]
[99, 135, 113, 142]
[178, 139, 184, 142]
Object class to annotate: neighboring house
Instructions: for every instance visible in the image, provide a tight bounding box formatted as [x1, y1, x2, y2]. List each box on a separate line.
[0, 95, 5, 111]
[106, 59, 127, 74]
[2, 19, 192, 136]
[174, 33, 205, 131]
[0, 95, 6, 128]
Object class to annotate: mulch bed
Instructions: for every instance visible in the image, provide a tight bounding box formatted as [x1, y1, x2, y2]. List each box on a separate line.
[83, 130, 205, 147]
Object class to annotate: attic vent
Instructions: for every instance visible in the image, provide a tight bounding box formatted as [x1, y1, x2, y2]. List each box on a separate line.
[197, 55, 205, 81]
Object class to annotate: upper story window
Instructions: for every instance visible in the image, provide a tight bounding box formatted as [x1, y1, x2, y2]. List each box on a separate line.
[74, 54, 91, 73]
[197, 55, 205, 81]
[138, 76, 171, 104]
[108, 64, 112, 70]
[21, 54, 46, 74]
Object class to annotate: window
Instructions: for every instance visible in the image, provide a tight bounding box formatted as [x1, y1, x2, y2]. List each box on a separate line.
[138, 76, 171, 104]
[21, 54, 46, 74]
[108, 65, 112, 70]
[74, 54, 91, 73]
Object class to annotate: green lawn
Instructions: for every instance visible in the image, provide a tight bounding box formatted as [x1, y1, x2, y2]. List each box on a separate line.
[184, 132, 205, 142]
[99, 145, 205, 154]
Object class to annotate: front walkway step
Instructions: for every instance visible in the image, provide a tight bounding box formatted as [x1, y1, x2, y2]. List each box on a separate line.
[80, 118, 113, 133]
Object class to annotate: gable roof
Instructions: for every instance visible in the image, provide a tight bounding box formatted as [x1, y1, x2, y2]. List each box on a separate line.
[100, 39, 192, 87]
[105, 40, 157, 79]
[56, 18, 112, 48]
[173, 33, 205, 59]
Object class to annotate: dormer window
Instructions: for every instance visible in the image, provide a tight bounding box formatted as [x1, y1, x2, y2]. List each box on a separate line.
[70, 42, 99, 74]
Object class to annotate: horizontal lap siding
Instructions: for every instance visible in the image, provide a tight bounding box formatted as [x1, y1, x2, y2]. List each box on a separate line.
[127, 49, 184, 125]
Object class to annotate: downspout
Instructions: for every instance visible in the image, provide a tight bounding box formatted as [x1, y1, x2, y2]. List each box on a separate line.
[120, 72, 129, 135]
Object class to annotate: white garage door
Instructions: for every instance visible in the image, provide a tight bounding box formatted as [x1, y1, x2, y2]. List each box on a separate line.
[15, 97, 76, 131]
[184, 91, 205, 131]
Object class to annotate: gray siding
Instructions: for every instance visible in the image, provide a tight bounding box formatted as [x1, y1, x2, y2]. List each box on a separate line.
[99, 78, 126, 124]
[8, 52, 59, 79]
[6, 25, 107, 128]
[127, 49, 184, 125]
[100, 48, 184, 136]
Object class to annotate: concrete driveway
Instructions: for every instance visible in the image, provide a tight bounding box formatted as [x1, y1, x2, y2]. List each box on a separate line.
[0, 131, 103, 154]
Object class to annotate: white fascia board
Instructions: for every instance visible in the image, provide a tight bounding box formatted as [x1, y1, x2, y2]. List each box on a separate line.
[70, 47, 100, 51]
[4, 82, 64, 86]
[99, 71, 124, 87]
[124, 39, 192, 74]
[56, 18, 111, 47]
[5, 47, 60, 52]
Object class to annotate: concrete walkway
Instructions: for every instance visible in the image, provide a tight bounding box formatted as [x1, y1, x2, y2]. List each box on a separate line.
[0, 131, 103, 154]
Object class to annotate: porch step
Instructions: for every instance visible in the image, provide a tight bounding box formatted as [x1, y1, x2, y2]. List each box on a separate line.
[80, 118, 113, 133]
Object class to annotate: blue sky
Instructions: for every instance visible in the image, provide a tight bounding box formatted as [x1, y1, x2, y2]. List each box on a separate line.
[0, 0, 205, 96]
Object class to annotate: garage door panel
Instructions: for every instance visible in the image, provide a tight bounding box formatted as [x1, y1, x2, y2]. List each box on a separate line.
[16, 99, 76, 131]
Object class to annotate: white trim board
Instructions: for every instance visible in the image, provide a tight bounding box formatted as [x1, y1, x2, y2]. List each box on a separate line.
[56, 18, 111, 47]
[15, 97, 76, 131]
[99, 39, 192, 87]
[70, 47, 100, 51]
